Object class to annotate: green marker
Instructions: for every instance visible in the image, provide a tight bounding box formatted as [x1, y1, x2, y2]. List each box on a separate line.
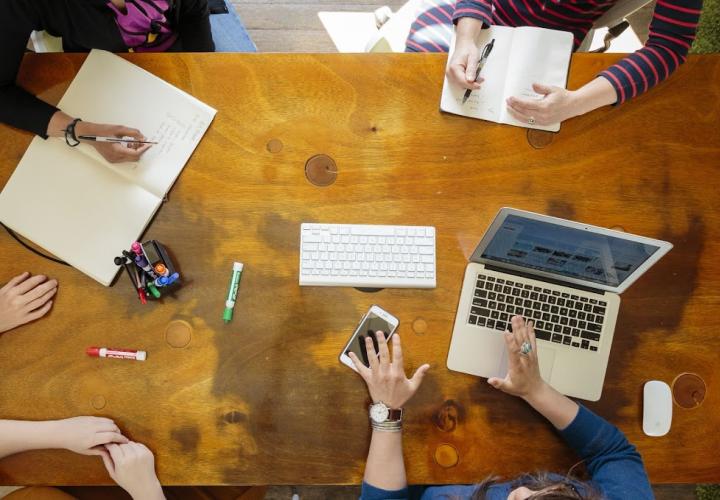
[146, 282, 161, 299]
[223, 262, 244, 323]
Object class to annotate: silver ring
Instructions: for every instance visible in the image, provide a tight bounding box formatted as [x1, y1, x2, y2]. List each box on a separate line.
[520, 341, 532, 356]
[528, 117, 536, 125]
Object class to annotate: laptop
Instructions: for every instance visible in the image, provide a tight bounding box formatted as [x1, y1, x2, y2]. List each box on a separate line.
[447, 208, 672, 401]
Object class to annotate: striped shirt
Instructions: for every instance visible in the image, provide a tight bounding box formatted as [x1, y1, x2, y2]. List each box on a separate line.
[406, 0, 703, 104]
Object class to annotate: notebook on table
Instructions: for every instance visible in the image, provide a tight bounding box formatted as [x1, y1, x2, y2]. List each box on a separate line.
[0, 50, 216, 286]
[440, 26, 573, 132]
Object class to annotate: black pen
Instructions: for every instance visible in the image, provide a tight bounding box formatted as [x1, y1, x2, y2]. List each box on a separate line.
[462, 38, 495, 105]
[77, 135, 158, 145]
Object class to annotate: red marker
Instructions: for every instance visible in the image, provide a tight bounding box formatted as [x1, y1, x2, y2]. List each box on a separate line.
[86, 347, 147, 361]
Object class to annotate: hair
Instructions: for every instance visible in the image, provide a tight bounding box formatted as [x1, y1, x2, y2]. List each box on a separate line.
[466, 472, 604, 500]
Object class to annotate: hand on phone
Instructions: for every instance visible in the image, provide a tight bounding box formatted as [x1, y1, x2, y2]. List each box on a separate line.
[349, 332, 430, 409]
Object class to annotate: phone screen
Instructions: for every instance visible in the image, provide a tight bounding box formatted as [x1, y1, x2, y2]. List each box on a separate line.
[345, 311, 396, 367]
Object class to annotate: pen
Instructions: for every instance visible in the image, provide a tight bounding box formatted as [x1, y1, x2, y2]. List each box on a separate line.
[223, 262, 244, 323]
[77, 135, 158, 145]
[462, 38, 495, 105]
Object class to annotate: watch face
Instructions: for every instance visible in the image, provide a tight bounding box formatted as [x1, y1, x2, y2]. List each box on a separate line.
[370, 403, 390, 423]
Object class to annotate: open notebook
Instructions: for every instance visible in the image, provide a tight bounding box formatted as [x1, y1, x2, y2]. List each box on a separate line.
[440, 26, 573, 132]
[0, 50, 216, 285]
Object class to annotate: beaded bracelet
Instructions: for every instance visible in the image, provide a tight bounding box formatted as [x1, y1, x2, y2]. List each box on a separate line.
[64, 118, 82, 147]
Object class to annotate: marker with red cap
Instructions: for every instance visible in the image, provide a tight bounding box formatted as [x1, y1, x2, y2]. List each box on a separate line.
[86, 347, 146, 361]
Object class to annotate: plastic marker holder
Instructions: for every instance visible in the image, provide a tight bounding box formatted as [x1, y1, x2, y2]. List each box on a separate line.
[223, 262, 244, 323]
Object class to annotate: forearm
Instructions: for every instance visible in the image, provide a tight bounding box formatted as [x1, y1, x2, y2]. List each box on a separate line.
[523, 382, 579, 430]
[363, 430, 406, 491]
[0, 420, 65, 459]
[571, 77, 618, 116]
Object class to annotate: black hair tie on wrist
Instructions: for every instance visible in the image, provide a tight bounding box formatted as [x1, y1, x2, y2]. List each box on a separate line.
[64, 118, 82, 147]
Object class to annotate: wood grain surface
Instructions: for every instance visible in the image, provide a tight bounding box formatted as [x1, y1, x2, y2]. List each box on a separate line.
[0, 53, 718, 486]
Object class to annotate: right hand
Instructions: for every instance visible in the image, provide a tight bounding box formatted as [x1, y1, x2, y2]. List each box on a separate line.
[0, 272, 57, 334]
[349, 332, 430, 409]
[75, 121, 153, 163]
[101, 442, 164, 500]
[487, 315, 546, 399]
[447, 36, 483, 91]
[54, 416, 128, 456]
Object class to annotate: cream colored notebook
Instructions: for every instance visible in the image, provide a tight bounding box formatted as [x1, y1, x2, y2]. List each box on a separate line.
[0, 50, 216, 285]
[440, 26, 573, 132]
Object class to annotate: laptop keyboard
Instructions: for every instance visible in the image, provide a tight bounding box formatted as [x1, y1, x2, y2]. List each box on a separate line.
[468, 273, 607, 352]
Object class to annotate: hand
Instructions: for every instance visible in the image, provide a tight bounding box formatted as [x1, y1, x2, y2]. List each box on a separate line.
[101, 442, 164, 500]
[487, 315, 546, 399]
[0, 272, 57, 333]
[349, 332, 430, 409]
[506, 83, 580, 126]
[446, 37, 484, 91]
[55, 416, 128, 456]
[75, 121, 153, 163]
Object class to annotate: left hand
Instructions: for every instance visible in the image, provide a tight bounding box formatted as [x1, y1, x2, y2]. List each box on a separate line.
[349, 332, 430, 409]
[54, 416, 128, 456]
[506, 83, 580, 126]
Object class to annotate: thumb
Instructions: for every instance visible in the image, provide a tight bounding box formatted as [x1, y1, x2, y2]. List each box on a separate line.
[532, 83, 553, 95]
[410, 363, 430, 388]
[100, 449, 117, 482]
[487, 377, 506, 391]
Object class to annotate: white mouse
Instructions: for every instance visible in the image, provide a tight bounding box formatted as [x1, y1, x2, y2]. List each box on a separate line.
[643, 380, 672, 437]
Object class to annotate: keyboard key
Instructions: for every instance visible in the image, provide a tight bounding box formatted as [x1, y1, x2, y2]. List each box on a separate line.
[548, 296, 557, 305]
[587, 313, 596, 323]
[586, 323, 602, 333]
[535, 329, 551, 341]
[562, 326, 571, 335]
[536, 320, 545, 329]
[468, 315, 478, 325]
[590, 346, 598, 352]
[589, 298, 597, 304]
[571, 342, 580, 347]
[490, 310, 499, 319]
[572, 328, 581, 337]
[551, 290, 560, 296]
[487, 276, 496, 282]
[550, 305, 559, 314]
[489, 292, 497, 300]
[478, 274, 487, 281]
[551, 315, 560, 323]
[578, 312, 586, 320]
[557, 298, 565, 307]
[562, 336, 571, 345]
[471, 307, 490, 317]
[581, 331, 601, 341]
[503, 286, 512, 294]
[569, 318, 578, 327]
[553, 324, 562, 333]
[497, 303, 506, 312]
[507, 305, 515, 314]
[580, 297, 588, 302]
[496, 278, 505, 284]
[486, 320, 496, 329]
[532, 311, 542, 319]
[551, 333, 563, 343]
[560, 317, 568, 326]
[593, 306, 606, 315]
[477, 317, 486, 327]
[581, 340, 589, 349]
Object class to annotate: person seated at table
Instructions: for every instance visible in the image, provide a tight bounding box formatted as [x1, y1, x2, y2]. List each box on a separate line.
[408, 0, 703, 127]
[1, 0, 215, 163]
[350, 316, 653, 499]
[0, 272, 57, 334]
[0, 417, 166, 500]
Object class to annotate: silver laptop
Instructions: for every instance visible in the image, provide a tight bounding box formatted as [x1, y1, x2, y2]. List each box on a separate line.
[447, 208, 672, 401]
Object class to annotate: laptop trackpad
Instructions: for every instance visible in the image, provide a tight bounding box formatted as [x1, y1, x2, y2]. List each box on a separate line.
[497, 345, 556, 383]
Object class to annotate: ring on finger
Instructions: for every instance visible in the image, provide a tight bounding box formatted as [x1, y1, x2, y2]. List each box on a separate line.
[520, 341, 532, 356]
[528, 116, 536, 125]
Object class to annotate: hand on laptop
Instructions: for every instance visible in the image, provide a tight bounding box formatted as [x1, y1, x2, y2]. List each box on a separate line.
[349, 332, 430, 409]
[487, 316, 544, 399]
[0, 272, 57, 334]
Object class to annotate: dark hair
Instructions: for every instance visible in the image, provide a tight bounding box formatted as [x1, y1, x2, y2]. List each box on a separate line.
[460, 471, 604, 500]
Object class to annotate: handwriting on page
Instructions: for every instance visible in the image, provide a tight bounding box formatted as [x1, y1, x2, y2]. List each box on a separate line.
[147, 113, 208, 157]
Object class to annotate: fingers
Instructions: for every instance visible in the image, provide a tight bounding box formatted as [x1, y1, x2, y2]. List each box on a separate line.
[20, 278, 57, 304]
[502, 329, 520, 370]
[100, 449, 117, 480]
[532, 82, 553, 95]
[24, 300, 54, 322]
[114, 127, 145, 141]
[365, 335, 379, 371]
[348, 351, 371, 379]
[376, 330, 390, 368]
[93, 431, 128, 447]
[390, 334, 403, 368]
[109, 143, 149, 162]
[506, 96, 541, 112]
[465, 57, 478, 83]
[448, 50, 482, 90]
[13, 274, 47, 295]
[1, 272, 30, 292]
[527, 320, 538, 354]
[487, 376, 509, 392]
[105, 443, 125, 465]
[506, 99, 534, 124]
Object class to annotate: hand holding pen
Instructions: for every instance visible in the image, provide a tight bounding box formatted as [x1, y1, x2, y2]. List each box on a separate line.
[462, 38, 495, 104]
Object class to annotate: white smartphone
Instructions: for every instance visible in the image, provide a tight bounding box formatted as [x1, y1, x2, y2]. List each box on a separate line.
[339, 304, 400, 372]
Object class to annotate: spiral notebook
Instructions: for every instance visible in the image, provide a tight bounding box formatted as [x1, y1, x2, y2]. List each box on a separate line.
[440, 26, 573, 132]
[0, 50, 216, 285]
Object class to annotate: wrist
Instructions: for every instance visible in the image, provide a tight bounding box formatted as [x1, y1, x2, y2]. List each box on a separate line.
[522, 381, 553, 407]
[38, 420, 69, 450]
[130, 480, 164, 500]
[456, 17, 483, 42]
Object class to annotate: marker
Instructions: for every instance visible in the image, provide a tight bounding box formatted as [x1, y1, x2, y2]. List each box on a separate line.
[131, 241, 143, 256]
[86, 347, 146, 361]
[223, 262, 244, 323]
[146, 282, 161, 298]
[154, 263, 170, 277]
[135, 254, 158, 278]
[131, 265, 147, 304]
[154, 272, 179, 288]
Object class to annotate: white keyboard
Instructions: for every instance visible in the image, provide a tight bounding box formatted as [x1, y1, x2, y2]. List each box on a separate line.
[299, 223, 436, 288]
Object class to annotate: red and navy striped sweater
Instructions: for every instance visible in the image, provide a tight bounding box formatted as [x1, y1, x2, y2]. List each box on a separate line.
[406, 0, 703, 104]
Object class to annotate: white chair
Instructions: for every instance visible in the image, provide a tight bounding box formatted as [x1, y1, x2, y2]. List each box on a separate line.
[362, 0, 654, 53]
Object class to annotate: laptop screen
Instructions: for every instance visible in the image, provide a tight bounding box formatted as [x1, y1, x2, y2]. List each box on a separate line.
[480, 214, 662, 288]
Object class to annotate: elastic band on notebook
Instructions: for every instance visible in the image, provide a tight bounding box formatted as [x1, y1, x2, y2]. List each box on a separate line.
[1, 223, 69, 266]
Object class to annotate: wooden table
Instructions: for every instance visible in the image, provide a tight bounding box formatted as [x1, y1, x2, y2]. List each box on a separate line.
[0, 52, 718, 486]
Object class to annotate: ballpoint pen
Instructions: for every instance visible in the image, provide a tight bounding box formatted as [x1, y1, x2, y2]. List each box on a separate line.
[462, 38, 495, 105]
[77, 135, 158, 145]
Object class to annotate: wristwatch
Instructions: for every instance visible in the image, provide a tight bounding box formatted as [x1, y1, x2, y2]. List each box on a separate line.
[369, 401, 403, 430]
